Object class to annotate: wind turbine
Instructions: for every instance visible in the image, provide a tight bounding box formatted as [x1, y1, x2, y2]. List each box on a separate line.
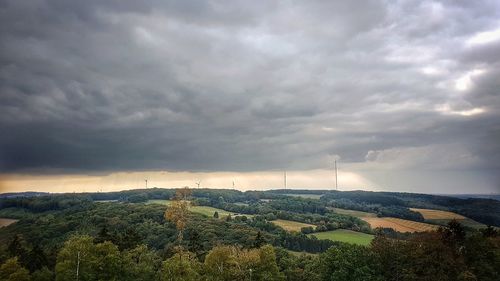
[196, 180, 201, 189]
[334, 160, 338, 190]
[284, 171, 287, 190]
[145, 179, 148, 189]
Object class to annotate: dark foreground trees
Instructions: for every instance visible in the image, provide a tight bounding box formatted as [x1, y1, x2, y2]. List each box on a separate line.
[1, 223, 499, 281]
[1, 189, 498, 281]
[51, 236, 284, 281]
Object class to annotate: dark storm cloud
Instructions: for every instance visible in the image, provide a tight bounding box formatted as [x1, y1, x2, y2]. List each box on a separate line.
[0, 0, 499, 190]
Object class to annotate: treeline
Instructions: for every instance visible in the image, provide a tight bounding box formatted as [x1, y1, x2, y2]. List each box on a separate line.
[5, 188, 497, 226]
[268, 189, 500, 226]
[321, 194, 425, 222]
[0, 200, 334, 257]
[0, 195, 92, 213]
[1, 235, 283, 281]
[196, 197, 371, 234]
[320, 190, 500, 226]
[1, 222, 499, 281]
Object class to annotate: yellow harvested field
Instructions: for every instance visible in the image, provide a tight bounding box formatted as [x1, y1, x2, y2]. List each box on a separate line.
[361, 217, 439, 233]
[410, 208, 485, 228]
[410, 208, 466, 220]
[0, 218, 18, 228]
[271, 219, 316, 232]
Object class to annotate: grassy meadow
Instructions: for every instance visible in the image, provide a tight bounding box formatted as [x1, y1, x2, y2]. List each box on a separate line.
[146, 200, 252, 218]
[146, 199, 172, 205]
[310, 229, 374, 246]
[271, 219, 316, 232]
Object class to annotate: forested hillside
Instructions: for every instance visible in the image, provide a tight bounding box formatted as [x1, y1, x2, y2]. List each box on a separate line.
[0, 188, 499, 280]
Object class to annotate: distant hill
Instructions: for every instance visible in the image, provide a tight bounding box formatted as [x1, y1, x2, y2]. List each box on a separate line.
[446, 194, 500, 201]
[1, 188, 499, 227]
[0, 191, 49, 198]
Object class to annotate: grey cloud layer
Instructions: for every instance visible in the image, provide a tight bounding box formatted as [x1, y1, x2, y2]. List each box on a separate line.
[0, 0, 499, 189]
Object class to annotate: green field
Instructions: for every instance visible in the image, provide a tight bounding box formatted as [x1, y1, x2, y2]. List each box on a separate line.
[146, 200, 252, 218]
[271, 219, 316, 232]
[284, 194, 323, 199]
[309, 229, 374, 246]
[190, 206, 241, 218]
[330, 207, 377, 218]
[146, 199, 172, 205]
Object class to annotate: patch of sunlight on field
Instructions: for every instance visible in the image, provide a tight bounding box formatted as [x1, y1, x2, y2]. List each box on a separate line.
[309, 229, 374, 246]
[146, 199, 172, 205]
[271, 219, 316, 232]
[362, 217, 439, 233]
[410, 208, 485, 229]
[410, 208, 466, 220]
[0, 218, 18, 228]
[147, 200, 252, 218]
[190, 206, 235, 217]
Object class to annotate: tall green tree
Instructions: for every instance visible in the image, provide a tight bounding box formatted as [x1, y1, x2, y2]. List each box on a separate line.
[161, 251, 200, 281]
[123, 245, 161, 281]
[55, 235, 124, 281]
[0, 257, 31, 281]
[32, 266, 53, 281]
[204, 245, 283, 281]
[320, 243, 383, 281]
[253, 245, 284, 281]
[7, 235, 28, 265]
[204, 245, 238, 281]
[253, 231, 265, 248]
[26, 243, 48, 272]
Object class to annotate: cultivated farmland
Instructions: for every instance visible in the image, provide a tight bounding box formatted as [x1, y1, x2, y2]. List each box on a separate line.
[362, 217, 439, 233]
[410, 208, 466, 220]
[310, 229, 374, 246]
[271, 219, 316, 232]
[410, 208, 485, 228]
[0, 218, 18, 228]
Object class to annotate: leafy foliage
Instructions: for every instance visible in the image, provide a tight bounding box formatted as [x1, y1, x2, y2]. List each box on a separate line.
[0, 188, 499, 280]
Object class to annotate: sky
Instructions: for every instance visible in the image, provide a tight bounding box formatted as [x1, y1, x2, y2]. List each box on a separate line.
[0, 0, 499, 194]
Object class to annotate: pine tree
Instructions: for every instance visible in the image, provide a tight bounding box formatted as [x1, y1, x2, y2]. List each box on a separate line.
[26, 243, 48, 272]
[0, 257, 31, 281]
[253, 231, 265, 248]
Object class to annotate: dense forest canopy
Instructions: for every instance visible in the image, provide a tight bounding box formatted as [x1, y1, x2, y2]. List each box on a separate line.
[0, 188, 499, 280]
